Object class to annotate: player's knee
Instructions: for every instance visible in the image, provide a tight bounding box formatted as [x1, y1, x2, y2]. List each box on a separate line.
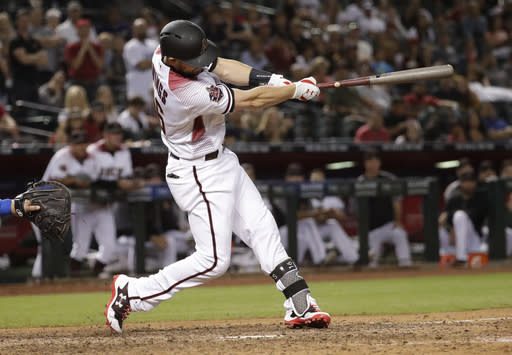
[209, 256, 230, 278]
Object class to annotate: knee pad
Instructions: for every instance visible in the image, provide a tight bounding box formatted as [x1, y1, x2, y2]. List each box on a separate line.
[269, 258, 310, 316]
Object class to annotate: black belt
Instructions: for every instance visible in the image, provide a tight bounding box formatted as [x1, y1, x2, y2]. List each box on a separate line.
[170, 149, 219, 161]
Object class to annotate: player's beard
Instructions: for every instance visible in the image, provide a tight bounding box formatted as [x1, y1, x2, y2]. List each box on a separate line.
[174, 66, 202, 78]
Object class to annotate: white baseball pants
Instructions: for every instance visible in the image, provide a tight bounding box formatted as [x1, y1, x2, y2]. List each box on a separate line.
[127, 148, 289, 312]
[368, 221, 412, 267]
[439, 210, 483, 261]
[70, 202, 118, 264]
[317, 219, 358, 264]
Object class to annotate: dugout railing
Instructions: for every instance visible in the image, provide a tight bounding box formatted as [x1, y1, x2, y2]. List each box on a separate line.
[40, 178, 509, 277]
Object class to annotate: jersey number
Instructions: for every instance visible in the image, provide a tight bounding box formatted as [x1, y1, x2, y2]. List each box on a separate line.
[154, 98, 166, 135]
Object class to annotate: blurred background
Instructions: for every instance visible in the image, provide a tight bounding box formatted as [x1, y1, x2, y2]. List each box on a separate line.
[1, 0, 512, 282]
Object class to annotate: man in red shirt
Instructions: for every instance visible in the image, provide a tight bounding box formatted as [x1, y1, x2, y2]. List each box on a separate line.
[354, 111, 390, 143]
[64, 19, 104, 99]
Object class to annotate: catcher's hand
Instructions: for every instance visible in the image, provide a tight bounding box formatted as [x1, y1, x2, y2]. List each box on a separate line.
[14, 181, 71, 242]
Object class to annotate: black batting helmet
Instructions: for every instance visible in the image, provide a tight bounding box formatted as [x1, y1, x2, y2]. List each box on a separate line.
[159, 20, 219, 69]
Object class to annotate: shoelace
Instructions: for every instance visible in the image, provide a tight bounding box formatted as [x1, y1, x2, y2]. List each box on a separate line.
[120, 305, 132, 320]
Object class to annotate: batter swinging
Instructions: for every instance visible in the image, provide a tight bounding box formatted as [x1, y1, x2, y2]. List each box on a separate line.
[105, 20, 330, 333]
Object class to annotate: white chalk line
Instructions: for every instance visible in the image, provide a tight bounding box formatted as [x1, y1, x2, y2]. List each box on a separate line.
[218, 316, 512, 343]
[221, 334, 284, 340]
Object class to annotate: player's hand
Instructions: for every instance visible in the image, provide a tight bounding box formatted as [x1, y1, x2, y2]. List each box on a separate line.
[292, 76, 320, 101]
[23, 200, 41, 213]
[268, 74, 292, 87]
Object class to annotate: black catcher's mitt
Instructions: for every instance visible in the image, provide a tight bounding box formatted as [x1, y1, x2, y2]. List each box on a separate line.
[14, 181, 71, 242]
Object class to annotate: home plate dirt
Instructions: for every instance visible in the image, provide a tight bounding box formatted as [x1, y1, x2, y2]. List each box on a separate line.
[0, 308, 510, 354]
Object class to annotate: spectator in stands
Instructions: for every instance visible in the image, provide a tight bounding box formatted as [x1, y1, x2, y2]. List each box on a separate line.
[0, 102, 19, 138]
[345, 21, 373, 63]
[64, 19, 104, 100]
[96, 7, 131, 40]
[444, 157, 474, 202]
[8, 8, 48, 103]
[30, 7, 64, 83]
[446, 119, 468, 143]
[477, 160, 497, 183]
[354, 110, 390, 143]
[479, 102, 512, 141]
[384, 98, 409, 139]
[359, 0, 386, 37]
[484, 14, 509, 61]
[123, 18, 158, 105]
[0, 11, 14, 98]
[432, 31, 458, 66]
[309, 168, 359, 265]
[83, 100, 107, 142]
[38, 69, 66, 107]
[240, 37, 269, 70]
[94, 84, 118, 122]
[403, 83, 440, 116]
[500, 160, 512, 258]
[264, 35, 296, 74]
[439, 172, 489, 266]
[103, 34, 126, 95]
[58, 85, 89, 122]
[56, 1, 97, 44]
[357, 149, 412, 268]
[117, 96, 159, 141]
[466, 109, 487, 142]
[394, 120, 423, 144]
[97, 32, 114, 78]
[53, 108, 86, 144]
[461, 0, 488, 56]
[254, 107, 293, 144]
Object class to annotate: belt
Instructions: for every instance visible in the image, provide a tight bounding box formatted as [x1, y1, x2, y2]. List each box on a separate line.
[170, 149, 219, 161]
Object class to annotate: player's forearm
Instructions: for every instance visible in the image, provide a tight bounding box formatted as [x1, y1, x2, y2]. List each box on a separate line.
[212, 57, 251, 86]
[233, 85, 295, 110]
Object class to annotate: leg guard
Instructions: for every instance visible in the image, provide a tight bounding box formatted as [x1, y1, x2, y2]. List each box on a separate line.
[270, 258, 310, 316]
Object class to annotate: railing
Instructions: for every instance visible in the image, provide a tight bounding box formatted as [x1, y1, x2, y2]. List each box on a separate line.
[37, 177, 509, 277]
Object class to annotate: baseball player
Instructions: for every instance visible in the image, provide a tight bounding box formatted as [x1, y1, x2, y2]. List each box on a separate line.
[31, 130, 96, 278]
[277, 162, 328, 265]
[309, 169, 359, 265]
[438, 172, 489, 266]
[106, 20, 330, 333]
[73, 122, 141, 277]
[357, 150, 413, 268]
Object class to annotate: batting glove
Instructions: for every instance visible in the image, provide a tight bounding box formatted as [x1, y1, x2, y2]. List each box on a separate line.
[292, 76, 320, 101]
[268, 73, 293, 87]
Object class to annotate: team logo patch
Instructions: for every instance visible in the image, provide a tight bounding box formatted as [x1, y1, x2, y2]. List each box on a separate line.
[206, 85, 223, 102]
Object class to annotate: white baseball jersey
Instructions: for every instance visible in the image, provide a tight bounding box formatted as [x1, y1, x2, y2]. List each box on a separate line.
[151, 46, 234, 159]
[31, 145, 98, 278]
[42, 146, 97, 181]
[87, 140, 134, 181]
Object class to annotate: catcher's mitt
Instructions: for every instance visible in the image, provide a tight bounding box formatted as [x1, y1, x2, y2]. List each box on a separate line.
[14, 181, 71, 242]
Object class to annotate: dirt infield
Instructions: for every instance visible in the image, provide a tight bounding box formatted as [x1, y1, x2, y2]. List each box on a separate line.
[0, 309, 510, 354]
[1, 265, 511, 354]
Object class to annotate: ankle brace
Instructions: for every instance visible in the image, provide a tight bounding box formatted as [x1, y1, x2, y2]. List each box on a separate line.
[270, 258, 310, 315]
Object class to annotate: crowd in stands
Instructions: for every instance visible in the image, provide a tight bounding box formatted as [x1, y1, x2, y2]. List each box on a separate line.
[0, 0, 512, 144]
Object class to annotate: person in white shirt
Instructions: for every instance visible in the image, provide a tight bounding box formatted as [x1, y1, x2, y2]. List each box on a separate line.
[56, 1, 97, 44]
[117, 96, 160, 140]
[123, 18, 158, 104]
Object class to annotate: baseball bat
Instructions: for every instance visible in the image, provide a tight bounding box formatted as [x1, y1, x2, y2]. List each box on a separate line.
[317, 64, 454, 89]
